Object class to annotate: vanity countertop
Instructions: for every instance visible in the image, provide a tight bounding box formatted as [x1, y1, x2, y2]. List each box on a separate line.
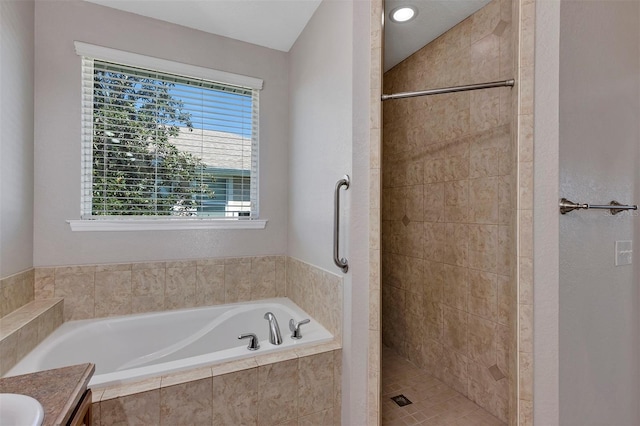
[0, 363, 94, 426]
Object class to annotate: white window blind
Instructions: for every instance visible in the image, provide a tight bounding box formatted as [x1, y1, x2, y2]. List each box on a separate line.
[80, 55, 259, 220]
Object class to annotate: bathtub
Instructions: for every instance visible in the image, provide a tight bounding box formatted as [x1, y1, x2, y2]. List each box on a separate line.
[5, 298, 333, 388]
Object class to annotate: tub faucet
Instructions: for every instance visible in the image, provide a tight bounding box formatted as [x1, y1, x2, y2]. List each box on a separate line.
[264, 312, 283, 345]
[289, 318, 310, 339]
[238, 333, 260, 351]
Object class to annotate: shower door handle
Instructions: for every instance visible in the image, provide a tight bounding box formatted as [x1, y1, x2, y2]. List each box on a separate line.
[333, 175, 350, 273]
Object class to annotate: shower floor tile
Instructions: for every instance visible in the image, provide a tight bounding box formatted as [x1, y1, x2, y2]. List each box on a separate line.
[381, 347, 506, 426]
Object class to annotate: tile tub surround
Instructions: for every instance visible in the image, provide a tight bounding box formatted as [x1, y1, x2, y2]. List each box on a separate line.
[33, 255, 343, 339]
[0, 255, 342, 382]
[34, 256, 289, 321]
[286, 257, 344, 342]
[381, 0, 516, 422]
[0, 268, 35, 317]
[91, 343, 342, 426]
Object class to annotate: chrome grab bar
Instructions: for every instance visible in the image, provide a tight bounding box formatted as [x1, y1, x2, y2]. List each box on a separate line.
[559, 198, 638, 215]
[334, 175, 350, 273]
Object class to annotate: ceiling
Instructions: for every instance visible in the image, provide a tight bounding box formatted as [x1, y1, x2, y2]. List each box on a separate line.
[384, 0, 491, 71]
[85, 0, 323, 52]
[85, 0, 490, 71]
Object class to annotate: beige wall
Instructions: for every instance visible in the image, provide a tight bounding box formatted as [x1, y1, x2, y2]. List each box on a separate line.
[25, 2, 375, 422]
[33, 1, 289, 267]
[287, 0, 353, 274]
[381, 0, 515, 421]
[3, 1, 375, 422]
[533, 0, 561, 422]
[533, 0, 640, 423]
[0, 0, 34, 279]
[558, 1, 640, 424]
[288, 2, 372, 424]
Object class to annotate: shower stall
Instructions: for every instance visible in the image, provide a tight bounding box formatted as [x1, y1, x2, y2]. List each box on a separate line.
[380, 0, 523, 423]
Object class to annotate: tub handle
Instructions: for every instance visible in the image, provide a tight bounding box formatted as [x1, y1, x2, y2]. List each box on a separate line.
[289, 318, 310, 339]
[238, 333, 260, 351]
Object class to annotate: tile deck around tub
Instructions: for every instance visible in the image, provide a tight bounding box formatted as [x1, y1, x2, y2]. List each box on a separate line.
[0, 298, 64, 376]
[381, 347, 505, 426]
[0, 298, 63, 339]
[92, 343, 343, 426]
[95, 339, 342, 402]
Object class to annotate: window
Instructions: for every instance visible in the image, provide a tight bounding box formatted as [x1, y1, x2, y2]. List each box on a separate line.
[75, 42, 263, 229]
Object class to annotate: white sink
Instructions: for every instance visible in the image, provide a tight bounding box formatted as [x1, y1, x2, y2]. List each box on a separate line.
[0, 393, 45, 426]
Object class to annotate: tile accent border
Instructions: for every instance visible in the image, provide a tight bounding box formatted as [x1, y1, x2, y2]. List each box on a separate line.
[515, 0, 535, 424]
[368, 0, 383, 424]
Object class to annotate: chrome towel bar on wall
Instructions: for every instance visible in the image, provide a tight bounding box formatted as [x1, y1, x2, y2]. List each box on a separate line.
[559, 198, 638, 215]
[334, 175, 350, 273]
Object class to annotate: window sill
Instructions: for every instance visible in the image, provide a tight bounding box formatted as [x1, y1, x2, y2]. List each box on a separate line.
[67, 218, 268, 232]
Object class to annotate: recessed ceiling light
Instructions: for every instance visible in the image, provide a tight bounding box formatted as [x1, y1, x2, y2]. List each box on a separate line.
[390, 6, 417, 23]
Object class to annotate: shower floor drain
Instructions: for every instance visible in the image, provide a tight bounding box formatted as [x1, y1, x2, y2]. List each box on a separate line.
[390, 394, 412, 407]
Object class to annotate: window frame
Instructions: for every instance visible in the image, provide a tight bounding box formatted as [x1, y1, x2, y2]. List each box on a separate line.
[69, 42, 267, 231]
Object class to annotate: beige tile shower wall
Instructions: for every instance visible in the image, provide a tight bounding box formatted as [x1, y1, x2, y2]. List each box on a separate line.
[93, 349, 342, 426]
[34, 256, 287, 321]
[381, 0, 516, 422]
[0, 269, 35, 318]
[285, 257, 343, 342]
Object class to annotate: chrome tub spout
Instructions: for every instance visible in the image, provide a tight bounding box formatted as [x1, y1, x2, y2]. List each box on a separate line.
[264, 312, 283, 345]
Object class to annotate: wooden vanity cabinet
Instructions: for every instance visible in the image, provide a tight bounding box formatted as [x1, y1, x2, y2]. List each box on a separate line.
[67, 389, 92, 426]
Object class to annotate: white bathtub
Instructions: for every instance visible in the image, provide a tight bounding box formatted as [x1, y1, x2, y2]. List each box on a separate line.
[5, 298, 333, 388]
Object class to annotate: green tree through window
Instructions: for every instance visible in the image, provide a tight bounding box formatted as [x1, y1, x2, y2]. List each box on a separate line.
[91, 62, 214, 216]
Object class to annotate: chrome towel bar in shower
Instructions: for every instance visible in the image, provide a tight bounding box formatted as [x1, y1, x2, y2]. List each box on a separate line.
[559, 198, 638, 215]
[333, 175, 350, 273]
